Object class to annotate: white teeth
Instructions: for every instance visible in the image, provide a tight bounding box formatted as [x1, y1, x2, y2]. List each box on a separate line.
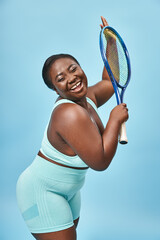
[71, 82, 81, 90]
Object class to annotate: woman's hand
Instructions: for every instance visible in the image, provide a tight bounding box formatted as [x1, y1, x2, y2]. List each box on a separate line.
[100, 16, 109, 29]
[109, 103, 129, 125]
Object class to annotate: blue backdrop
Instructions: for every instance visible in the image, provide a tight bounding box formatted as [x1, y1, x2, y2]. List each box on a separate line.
[1, 0, 160, 239]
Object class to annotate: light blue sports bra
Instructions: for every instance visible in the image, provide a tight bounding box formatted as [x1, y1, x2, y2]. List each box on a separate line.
[40, 97, 99, 168]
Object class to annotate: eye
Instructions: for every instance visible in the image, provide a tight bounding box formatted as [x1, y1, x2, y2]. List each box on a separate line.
[57, 77, 65, 82]
[70, 66, 77, 72]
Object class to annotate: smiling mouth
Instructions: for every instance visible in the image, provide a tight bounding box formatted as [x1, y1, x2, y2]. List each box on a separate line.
[70, 81, 83, 93]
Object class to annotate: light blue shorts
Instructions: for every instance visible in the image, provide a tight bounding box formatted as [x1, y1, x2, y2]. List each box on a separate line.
[16, 155, 88, 233]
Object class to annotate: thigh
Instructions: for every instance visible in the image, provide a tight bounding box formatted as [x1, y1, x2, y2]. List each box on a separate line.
[34, 190, 75, 233]
[32, 192, 78, 240]
[17, 172, 75, 233]
[32, 226, 76, 240]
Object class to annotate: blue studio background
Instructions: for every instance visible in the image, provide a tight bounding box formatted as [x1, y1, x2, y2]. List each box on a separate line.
[1, 0, 160, 239]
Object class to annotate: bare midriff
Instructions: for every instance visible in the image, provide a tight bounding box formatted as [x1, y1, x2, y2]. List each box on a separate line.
[38, 151, 89, 170]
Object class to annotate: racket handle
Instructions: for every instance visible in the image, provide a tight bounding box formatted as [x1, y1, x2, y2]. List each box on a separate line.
[119, 122, 128, 144]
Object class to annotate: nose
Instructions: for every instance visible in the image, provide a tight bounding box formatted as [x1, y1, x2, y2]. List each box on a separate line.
[68, 75, 77, 84]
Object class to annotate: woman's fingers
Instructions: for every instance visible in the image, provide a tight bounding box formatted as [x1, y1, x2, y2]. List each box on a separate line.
[100, 16, 109, 27]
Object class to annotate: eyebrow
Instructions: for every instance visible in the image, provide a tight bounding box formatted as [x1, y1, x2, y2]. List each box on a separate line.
[55, 64, 76, 81]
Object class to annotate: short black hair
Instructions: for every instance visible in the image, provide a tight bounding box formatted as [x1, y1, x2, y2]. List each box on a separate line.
[42, 54, 80, 90]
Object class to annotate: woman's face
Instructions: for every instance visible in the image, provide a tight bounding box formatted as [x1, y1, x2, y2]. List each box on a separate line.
[49, 58, 88, 101]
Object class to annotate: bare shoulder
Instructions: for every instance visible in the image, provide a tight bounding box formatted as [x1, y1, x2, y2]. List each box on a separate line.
[51, 102, 89, 127]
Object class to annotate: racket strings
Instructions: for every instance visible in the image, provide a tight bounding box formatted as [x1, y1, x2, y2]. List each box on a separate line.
[103, 29, 128, 86]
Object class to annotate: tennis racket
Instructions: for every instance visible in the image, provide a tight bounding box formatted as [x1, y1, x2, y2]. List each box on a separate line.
[99, 26, 131, 144]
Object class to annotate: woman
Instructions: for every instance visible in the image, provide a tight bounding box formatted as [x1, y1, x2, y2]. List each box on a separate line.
[16, 17, 128, 240]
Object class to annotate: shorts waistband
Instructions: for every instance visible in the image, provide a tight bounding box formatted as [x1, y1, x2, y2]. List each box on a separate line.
[30, 155, 88, 183]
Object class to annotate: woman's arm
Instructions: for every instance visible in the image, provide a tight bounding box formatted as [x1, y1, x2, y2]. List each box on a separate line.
[53, 102, 128, 171]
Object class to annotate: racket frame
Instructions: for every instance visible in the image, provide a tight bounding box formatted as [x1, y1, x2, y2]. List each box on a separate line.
[99, 26, 131, 105]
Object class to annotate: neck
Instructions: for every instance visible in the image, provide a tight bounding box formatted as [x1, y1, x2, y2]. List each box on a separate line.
[74, 96, 88, 109]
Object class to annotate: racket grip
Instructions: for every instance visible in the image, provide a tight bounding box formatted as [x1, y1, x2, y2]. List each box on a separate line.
[119, 122, 128, 144]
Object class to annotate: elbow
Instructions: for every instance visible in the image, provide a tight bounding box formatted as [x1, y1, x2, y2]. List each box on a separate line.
[94, 163, 110, 172]
[91, 157, 113, 172]
[94, 166, 109, 172]
[94, 145, 117, 171]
